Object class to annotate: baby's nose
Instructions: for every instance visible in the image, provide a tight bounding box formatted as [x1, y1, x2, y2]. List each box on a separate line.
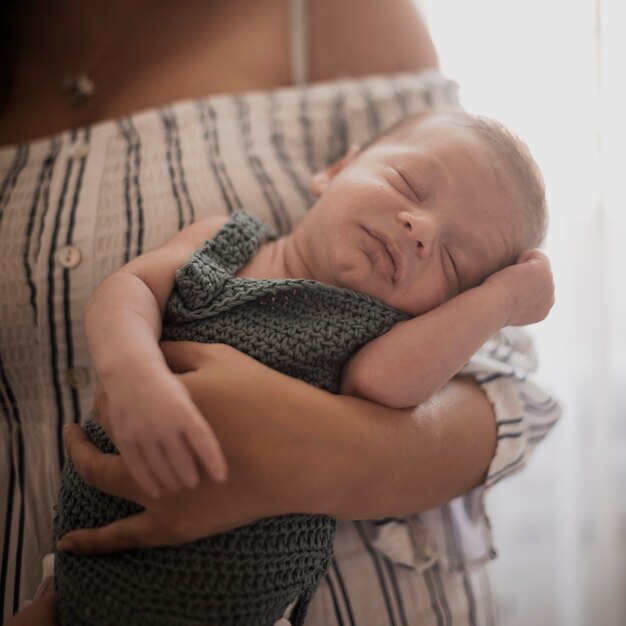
[399, 210, 437, 256]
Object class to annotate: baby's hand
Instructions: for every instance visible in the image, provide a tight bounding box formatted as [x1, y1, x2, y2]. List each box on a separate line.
[104, 372, 228, 497]
[485, 249, 555, 327]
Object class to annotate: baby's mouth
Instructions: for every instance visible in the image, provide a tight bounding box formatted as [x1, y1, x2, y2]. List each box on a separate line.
[365, 228, 398, 283]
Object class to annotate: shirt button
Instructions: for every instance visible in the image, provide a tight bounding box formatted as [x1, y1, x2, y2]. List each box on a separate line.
[65, 366, 91, 390]
[57, 245, 82, 269]
[69, 143, 90, 160]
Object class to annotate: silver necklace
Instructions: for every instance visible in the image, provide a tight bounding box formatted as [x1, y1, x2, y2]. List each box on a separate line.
[60, 74, 96, 107]
[56, 3, 141, 107]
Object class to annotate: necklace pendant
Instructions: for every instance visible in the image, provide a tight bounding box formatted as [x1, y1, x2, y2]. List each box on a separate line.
[60, 74, 96, 106]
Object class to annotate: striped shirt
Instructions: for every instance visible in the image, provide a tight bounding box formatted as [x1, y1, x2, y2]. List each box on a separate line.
[0, 70, 561, 624]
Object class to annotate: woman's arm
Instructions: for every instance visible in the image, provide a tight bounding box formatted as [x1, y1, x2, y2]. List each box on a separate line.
[180, 344, 497, 521]
[59, 341, 496, 553]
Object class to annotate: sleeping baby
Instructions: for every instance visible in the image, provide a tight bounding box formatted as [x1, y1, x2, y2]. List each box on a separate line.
[54, 110, 554, 626]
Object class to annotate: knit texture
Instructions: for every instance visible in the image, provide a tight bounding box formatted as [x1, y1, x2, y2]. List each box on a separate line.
[54, 211, 409, 626]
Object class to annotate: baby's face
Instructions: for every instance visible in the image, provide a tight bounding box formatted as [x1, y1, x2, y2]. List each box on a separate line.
[301, 114, 522, 315]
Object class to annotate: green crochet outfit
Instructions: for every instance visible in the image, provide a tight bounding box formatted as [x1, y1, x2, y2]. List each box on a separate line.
[54, 212, 409, 626]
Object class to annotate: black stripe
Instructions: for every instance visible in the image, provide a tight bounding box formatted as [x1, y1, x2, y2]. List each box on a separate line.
[0, 353, 26, 617]
[355, 521, 397, 626]
[431, 564, 452, 626]
[118, 120, 135, 264]
[268, 92, 313, 206]
[161, 109, 186, 230]
[486, 452, 525, 487]
[496, 417, 523, 426]
[424, 567, 445, 626]
[128, 119, 144, 256]
[323, 569, 345, 626]
[0, 144, 29, 223]
[331, 558, 356, 626]
[496, 432, 523, 440]
[234, 95, 291, 234]
[197, 101, 241, 214]
[382, 556, 409, 626]
[47, 145, 74, 470]
[327, 89, 348, 165]
[61, 127, 89, 439]
[0, 146, 21, 203]
[475, 372, 509, 385]
[169, 108, 196, 224]
[462, 571, 477, 626]
[298, 86, 316, 174]
[11, 429, 25, 615]
[0, 358, 18, 621]
[0, 444, 15, 621]
[23, 140, 61, 318]
[360, 84, 382, 139]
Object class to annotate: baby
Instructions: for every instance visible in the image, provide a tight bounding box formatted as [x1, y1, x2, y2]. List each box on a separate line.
[54, 110, 554, 626]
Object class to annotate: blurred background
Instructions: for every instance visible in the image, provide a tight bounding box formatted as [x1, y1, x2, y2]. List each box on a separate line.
[418, 0, 626, 624]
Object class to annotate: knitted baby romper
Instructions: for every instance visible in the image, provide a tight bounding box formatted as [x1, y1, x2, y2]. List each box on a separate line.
[54, 212, 409, 626]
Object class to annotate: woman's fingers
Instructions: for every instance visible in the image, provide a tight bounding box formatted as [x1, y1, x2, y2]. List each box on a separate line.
[63, 425, 141, 502]
[164, 433, 200, 489]
[57, 511, 176, 554]
[123, 441, 164, 499]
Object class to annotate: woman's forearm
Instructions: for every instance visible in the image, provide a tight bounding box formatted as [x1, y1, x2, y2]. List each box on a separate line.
[179, 345, 497, 521]
[58, 343, 498, 552]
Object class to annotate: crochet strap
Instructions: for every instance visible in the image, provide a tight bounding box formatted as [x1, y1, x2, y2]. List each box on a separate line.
[201, 210, 272, 275]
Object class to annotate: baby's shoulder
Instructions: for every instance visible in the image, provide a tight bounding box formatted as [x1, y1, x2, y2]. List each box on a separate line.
[176, 215, 230, 251]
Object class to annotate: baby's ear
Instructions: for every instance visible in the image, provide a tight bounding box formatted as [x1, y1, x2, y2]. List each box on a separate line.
[310, 144, 361, 197]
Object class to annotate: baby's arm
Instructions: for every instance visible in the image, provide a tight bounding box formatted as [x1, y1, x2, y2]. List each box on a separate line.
[340, 249, 554, 408]
[85, 215, 228, 495]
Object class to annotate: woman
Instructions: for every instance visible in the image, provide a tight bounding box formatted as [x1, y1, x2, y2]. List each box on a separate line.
[0, 0, 560, 623]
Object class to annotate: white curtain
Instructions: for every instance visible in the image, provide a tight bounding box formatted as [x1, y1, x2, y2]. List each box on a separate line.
[417, 1, 626, 624]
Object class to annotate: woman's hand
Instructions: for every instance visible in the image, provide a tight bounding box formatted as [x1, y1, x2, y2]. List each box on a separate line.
[3, 592, 58, 626]
[58, 341, 497, 554]
[58, 423, 243, 553]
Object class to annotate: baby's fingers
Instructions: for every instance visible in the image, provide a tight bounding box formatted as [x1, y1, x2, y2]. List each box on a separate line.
[141, 439, 184, 493]
[162, 434, 200, 489]
[185, 419, 228, 484]
[123, 441, 165, 499]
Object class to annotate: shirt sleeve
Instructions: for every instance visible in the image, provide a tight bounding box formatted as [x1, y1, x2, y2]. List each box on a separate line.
[367, 327, 562, 573]
[460, 327, 562, 489]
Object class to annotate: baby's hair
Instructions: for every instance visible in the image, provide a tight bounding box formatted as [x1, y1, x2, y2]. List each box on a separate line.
[364, 110, 548, 251]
